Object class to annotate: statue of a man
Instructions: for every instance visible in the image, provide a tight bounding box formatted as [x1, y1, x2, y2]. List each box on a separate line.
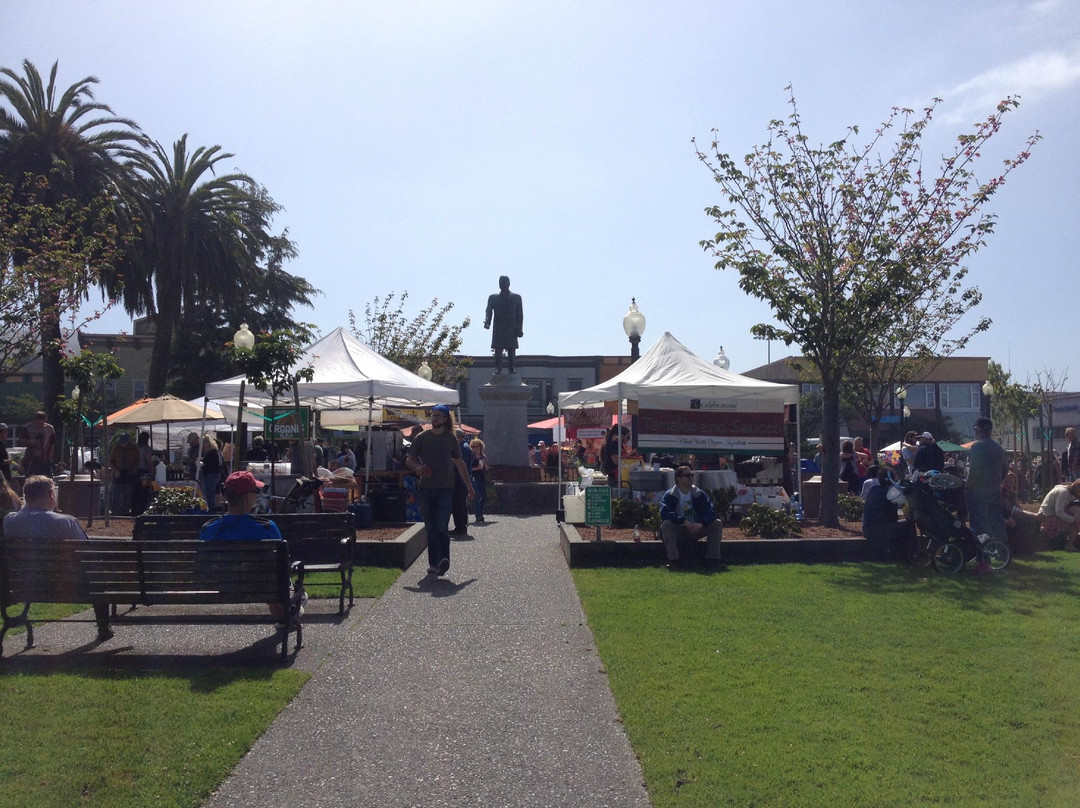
[484, 275, 524, 374]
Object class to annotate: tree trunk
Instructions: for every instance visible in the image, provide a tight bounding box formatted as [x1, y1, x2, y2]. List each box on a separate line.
[147, 313, 173, 396]
[818, 382, 842, 528]
[40, 295, 65, 464]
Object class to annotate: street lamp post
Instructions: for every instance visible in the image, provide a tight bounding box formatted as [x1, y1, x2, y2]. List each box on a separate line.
[232, 324, 256, 468]
[982, 380, 994, 422]
[713, 347, 731, 371]
[622, 299, 646, 452]
[417, 360, 432, 381]
[896, 386, 908, 443]
[622, 299, 646, 363]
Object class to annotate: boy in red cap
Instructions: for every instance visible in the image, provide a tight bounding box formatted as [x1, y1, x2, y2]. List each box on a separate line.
[199, 471, 282, 541]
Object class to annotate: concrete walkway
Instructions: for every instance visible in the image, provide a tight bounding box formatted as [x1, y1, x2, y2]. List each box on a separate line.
[202, 514, 652, 808]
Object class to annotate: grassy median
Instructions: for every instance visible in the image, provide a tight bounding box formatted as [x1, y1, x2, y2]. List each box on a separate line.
[574, 553, 1080, 808]
[0, 566, 400, 808]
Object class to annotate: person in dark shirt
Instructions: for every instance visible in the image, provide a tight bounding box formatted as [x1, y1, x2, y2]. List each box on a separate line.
[913, 432, 945, 473]
[862, 468, 916, 560]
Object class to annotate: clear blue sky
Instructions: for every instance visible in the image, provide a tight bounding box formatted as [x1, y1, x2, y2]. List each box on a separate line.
[5, 0, 1078, 387]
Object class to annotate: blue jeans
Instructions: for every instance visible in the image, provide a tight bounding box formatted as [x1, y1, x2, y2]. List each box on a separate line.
[201, 473, 221, 510]
[472, 475, 486, 520]
[417, 487, 453, 568]
[966, 489, 1006, 542]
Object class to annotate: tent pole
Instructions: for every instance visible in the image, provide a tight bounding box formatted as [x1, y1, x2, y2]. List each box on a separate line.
[556, 401, 563, 520]
[364, 396, 374, 500]
[102, 414, 110, 527]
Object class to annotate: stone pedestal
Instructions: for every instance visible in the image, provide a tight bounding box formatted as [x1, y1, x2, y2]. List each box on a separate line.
[477, 374, 532, 467]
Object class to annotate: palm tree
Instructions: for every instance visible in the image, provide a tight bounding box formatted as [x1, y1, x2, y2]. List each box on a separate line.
[121, 135, 288, 395]
[0, 59, 144, 450]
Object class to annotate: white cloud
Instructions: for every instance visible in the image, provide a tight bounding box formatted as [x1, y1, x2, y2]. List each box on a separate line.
[942, 45, 1080, 124]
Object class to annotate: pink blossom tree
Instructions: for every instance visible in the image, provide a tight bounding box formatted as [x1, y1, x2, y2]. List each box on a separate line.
[696, 90, 1039, 527]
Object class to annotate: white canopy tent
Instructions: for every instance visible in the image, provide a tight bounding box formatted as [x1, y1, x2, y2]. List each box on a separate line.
[205, 326, 459, 410]
[204, 327, 459, 492]
[559, 332, 798, 411]
[557, 332, 800, 503]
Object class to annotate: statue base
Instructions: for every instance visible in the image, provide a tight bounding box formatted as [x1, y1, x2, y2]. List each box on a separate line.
[478, 375, 532, 467]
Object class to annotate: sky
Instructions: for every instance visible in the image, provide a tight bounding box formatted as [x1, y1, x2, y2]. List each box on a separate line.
[4, 0, 1078, 388]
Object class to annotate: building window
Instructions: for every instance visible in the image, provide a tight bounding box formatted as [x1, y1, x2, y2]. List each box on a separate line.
[524, 379, 553, 409]
[940, 383, 981, 410]
[458, 380, 468, 409]
[567, 378, 583, 391]
[132, 379, 147, 401]
[899, 383, 935, 409]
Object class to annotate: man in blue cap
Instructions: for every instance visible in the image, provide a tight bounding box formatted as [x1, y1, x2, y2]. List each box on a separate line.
[406, 404, 474, 576]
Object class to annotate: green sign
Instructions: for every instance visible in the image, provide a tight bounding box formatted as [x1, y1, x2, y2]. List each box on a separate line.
[585, 486, 612, 526]
[263, 406, 311, 441]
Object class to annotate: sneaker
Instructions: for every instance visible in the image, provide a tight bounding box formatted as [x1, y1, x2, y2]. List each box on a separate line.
[666, 560, 680, 571]
[437, 558, 450, 576]
[426, 565, 437, 575]
[96, 628, 115, 642]
[707, 560, 729, 572]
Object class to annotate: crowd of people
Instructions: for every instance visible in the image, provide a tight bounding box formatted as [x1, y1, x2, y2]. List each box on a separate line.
[852, 418, 1080, 564]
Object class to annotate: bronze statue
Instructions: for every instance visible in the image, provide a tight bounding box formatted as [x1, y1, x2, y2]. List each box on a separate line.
[484, 275, 523, 374]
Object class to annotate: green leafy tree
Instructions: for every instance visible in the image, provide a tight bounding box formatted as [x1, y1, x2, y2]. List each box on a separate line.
[58, 347, 123, 473]
[349, 292, 471, 387]
[164, 261, 317, 401]
[117, 135, 295, 396]
[227, 326, 315, 407]
[696, 90, 1038, 526]
[0, 177, 124, 382]
[0, 59, 143, 447]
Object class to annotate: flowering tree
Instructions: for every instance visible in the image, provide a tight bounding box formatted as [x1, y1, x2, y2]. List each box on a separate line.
[696, 90, 1039, 526]
[349, 292, 471, 387]
[0, 178, 121, 382]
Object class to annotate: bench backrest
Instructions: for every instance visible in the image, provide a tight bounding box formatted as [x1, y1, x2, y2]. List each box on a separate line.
[133, 513, 355, 565]
[1, 537, 292, 607]
[1, 538, 90, 605]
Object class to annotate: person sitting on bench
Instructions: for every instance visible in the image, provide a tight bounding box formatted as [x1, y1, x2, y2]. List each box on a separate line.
[659, 465, 726, 571]
[3, 475, 113, 641]
[200, 471, 298, 620]
[199, 471, 282, 542]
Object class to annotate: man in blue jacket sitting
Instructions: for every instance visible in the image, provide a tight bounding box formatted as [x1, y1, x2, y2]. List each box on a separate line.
[659, 465, 726, 571]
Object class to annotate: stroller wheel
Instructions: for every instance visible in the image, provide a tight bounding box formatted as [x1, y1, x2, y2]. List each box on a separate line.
[982, 538, 1011, 571]
[907, 534, 932, 567]
[932, 542, 965, 574]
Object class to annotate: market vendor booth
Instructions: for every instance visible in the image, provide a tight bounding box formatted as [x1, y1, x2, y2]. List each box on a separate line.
[557, 333, 799, 522]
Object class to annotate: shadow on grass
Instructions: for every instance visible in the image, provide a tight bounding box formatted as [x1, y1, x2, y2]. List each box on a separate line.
[0, 632, 296, 687]
[821, 555, 1080, 610]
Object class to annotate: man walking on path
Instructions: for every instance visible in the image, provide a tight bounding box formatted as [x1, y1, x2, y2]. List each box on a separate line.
[407, 404, 473, 576]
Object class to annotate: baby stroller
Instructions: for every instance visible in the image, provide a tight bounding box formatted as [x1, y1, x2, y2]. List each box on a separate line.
[279, 475, 324, 513]
[887, 471, 1011, 572]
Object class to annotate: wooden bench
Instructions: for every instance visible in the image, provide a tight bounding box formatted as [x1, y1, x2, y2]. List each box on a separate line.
[0, 537, 304, 658]
[134, 512, 355, 613]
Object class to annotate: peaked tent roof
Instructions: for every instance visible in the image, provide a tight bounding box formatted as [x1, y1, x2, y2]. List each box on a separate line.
[204, 327, 459, 409]
[558, 332, 798, 409]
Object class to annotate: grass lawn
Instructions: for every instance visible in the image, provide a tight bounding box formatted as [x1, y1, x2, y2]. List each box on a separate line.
[0, 566, 401, 808]
[574, 552, 1080, 808]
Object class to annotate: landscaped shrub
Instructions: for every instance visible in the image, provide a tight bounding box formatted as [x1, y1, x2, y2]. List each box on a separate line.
[740, 504, 801, 539]
[144, 486, 206, 515]
[708, 487, 736, 521]
[837, 492, 865, 521]
[611, 497, 646, 529]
